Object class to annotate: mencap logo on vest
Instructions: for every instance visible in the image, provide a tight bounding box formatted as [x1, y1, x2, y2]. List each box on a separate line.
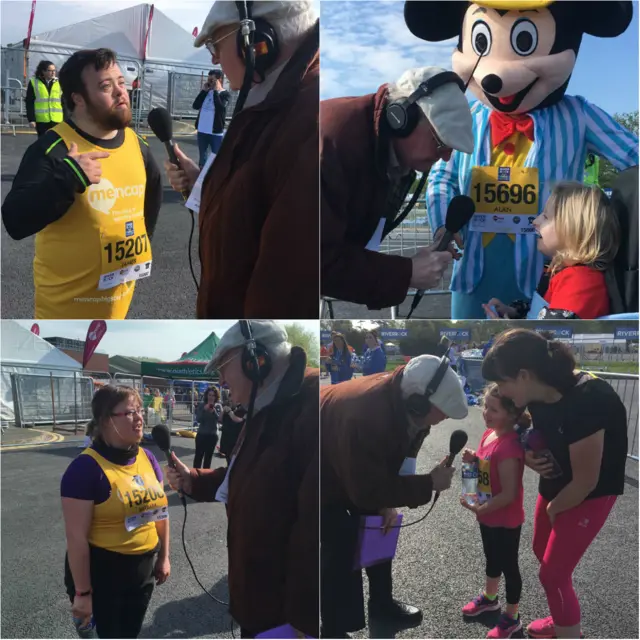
[87, 178, 145, 214]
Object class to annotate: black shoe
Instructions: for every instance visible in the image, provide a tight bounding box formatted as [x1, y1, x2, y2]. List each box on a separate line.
[368, 599, 423, 625]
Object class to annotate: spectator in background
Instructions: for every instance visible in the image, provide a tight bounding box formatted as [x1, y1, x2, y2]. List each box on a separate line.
[194, 387, 223, 469]
[362, 330, 387, 376]
[219, 401, 246, 463]
[192, 69, 231, 167]
[26, 60, 63, 137]
[326, 333, 353, 385]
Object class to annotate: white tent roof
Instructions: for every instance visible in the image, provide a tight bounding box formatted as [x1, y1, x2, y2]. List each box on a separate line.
[1, 321, 81, 371]
[28, 3, 211, 66]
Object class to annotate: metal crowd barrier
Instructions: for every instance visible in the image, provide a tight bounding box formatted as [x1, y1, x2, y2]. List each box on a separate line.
[320, 206, 451, 318]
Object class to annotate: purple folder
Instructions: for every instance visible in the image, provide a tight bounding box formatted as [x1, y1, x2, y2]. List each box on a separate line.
[353, 514, 403, 570]
[256, 624, 313, 638]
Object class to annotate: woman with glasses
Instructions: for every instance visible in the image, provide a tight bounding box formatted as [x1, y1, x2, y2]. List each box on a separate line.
[61, 385, 170, 639]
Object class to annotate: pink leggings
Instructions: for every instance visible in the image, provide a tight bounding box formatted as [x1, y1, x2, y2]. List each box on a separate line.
[533, 494, 616, 627]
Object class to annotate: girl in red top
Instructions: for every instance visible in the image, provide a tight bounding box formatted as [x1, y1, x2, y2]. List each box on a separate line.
[485, 182, 620, 320]
[460, 383, 529, 640]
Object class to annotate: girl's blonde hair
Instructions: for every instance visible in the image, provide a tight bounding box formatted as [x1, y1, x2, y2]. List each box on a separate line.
[482, 383, 531, 430]
[544, 182, 619, 275]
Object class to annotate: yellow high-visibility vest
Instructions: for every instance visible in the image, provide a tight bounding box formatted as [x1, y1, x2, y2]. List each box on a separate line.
[31, 77, 63, 123]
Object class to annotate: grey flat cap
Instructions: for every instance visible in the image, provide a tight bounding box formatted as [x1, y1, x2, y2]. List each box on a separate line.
[195, 0, 315, 48]
[394, 67, 474, 155]
[205, 321, 288, 373]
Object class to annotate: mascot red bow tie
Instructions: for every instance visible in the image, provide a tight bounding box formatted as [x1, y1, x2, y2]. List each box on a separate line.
[489, 112, 535, 147]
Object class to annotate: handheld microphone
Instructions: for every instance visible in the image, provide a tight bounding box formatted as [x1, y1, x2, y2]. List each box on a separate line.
[432, 429, 468, 507]
[147, 107, 200, 291]
[151, 423, 186, 507]
[407, 195, 476, 319]
[362, 429, 469, 530]
[147, 107, 190, 201]
[151, 423, 231, 611]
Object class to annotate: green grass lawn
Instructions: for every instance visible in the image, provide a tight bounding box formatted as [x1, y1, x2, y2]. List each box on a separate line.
[579, 360, 639, 374]
[384, 358, 638, 375]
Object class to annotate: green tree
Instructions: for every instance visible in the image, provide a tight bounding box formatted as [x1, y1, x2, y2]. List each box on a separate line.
[597, 110, 638, 188]
[284, 323, 319, 368]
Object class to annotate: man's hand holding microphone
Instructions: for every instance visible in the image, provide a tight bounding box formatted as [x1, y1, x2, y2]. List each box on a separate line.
[164, 144, 200, 194]
[430, 456, 456, 492]
[164, 452, 193, 496]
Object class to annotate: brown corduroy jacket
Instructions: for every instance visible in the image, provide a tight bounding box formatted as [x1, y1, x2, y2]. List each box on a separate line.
[188, 348, 319, 636]
[320, 85, 417, 310]
[320, 366, 434, 512]
[197, 23, 319, 319]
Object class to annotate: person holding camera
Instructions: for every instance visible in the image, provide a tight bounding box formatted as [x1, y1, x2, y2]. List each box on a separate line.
[192, 69, 230, 168]
[320, 354, 468, 637]
[194, 387, 223, 469]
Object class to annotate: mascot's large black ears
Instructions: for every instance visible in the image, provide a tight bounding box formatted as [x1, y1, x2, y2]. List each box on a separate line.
[404, 1, 633, 42]
[404, 1, 467, 42]
[578, 1, 633, 37]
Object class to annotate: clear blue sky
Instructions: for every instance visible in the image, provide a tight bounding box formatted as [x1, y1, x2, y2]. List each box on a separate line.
[321, 0, 639, 116]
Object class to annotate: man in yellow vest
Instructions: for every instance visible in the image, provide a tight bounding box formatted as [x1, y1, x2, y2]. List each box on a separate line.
[2, 48, 163, 320]
[26, 59, 64, 137]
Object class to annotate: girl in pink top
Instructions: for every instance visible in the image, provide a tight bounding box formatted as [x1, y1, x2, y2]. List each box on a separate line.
[459, 383, 528, 639]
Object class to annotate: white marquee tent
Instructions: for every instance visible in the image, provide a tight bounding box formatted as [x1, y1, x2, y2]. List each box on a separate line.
[1, 321, 81, 424]
[2, 3, 218, 120]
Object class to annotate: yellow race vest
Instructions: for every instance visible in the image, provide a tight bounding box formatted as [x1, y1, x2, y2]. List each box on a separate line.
[84, 447, 168, 555]
[469, 132, 535, 247]
[31, 77, 63, 123]
[34, 122, 152, 319]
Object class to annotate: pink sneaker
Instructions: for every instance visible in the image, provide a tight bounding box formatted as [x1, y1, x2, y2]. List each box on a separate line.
[527, 616, 555, 639]
[487, 613, 523, 639]
[462, 593, 501, 617]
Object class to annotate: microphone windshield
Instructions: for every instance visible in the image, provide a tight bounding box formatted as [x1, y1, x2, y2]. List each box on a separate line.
[147, 107, 173, 143]
[449, 429, 468, 457]
[444, 195, 475, 234]
[151, 423, 172, 452]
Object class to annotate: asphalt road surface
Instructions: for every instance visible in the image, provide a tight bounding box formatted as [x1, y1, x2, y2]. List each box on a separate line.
[1, 436, 235, 639]
[1, 132, 200, 319]
[1, 413, 638, 639]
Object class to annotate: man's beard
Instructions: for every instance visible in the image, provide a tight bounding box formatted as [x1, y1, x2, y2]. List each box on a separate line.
[86, 97, 132, 130]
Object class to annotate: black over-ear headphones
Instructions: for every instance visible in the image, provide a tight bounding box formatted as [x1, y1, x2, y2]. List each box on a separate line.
[404, 356, 451, 417]
[235, 1, 280, 81]
[239, 321, 272, 384]
[386, 71, 465, 138]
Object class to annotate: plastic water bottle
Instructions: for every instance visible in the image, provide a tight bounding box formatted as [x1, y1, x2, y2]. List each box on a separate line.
[73, 616, 96, 639]
[461, 462, 479, 505]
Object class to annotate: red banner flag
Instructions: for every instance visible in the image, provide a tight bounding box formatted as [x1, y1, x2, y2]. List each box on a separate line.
[83, 321, 107, 369]
[26, 0, 37, 49]
[192, 26, 198, 38]
[142, 4, 154, 61]
[30, 323, 40, 336]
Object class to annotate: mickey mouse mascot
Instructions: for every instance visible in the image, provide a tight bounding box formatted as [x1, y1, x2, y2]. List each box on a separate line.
[406, 1, 638, 319]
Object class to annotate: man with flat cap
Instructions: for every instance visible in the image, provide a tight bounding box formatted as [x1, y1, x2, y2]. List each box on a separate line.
[321, 66, 475, 311]
[321, 354, 469, 636]
[165, 320, 319, 638]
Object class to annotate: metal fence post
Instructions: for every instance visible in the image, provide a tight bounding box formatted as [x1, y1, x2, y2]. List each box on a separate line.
[74, 371, 78, 434]
[50, 372, 57, 431]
